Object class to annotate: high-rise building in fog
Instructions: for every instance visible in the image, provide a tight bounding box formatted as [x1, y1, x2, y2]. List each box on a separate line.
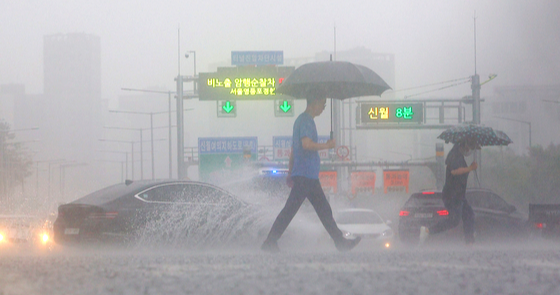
[44, 33, 101, 97]
[39, 33, 103, 167]
[13, 33, 105, 199]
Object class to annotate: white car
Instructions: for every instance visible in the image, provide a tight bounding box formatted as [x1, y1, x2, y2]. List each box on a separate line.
[0, 215, 52, 247]
[334, 208, 395, 250]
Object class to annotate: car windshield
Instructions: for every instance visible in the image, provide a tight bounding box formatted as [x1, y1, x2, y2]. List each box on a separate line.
[405, 193, 444, 207]
[0, 216, 40, 228]
[336, 211, 384, 224]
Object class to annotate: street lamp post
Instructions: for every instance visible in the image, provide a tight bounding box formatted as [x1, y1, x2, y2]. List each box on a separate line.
[100, 139, 135, 180]
[186, 51, 197, 94]
[120, 88, 176, 179]
[35, 159, 64, 199]
[98, 160, 127, 182]
[494, 116, 532, 148]
[98, 150, 129, 179]
[99, 138, 166, 180]
[59, 163, 87, 201]
[48, 160, 72, 201]
[104, 126, 145, 179]
[109, 110, 170, 180]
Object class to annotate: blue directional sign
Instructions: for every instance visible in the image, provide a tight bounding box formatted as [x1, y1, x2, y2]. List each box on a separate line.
[198, 137, 258, 154]
[198, 137, 259, 182]
[231, 51, 283, 66]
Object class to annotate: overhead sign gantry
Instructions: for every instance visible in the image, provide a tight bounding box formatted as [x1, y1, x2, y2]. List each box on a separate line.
[198, 51, 296, 117]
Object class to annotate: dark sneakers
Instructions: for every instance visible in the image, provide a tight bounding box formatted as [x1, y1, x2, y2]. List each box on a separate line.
[335, 236, 362, 252]
[261, 239, 280, 253]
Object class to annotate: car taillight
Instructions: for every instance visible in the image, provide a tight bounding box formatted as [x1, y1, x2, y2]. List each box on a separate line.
[437, 210, 449, 216]
[399, 210, 410, 217]
[422, 192, 435, 194]
[88, 212, 118, 219]
[534, 223, 546, 229]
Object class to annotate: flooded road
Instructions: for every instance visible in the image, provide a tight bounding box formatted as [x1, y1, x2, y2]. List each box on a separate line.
[1, 242, 559, 295]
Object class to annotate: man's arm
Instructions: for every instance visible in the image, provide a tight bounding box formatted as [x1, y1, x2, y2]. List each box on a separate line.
[301, 137, 335, 151]
[451, 161, 478, 175]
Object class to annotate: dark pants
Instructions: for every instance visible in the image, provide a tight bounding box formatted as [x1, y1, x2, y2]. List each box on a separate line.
[429, 198, 475, 244]
[265, 176, 343, 243]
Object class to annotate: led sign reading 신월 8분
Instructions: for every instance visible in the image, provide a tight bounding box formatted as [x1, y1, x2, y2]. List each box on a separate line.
[360, 102, 424, 124]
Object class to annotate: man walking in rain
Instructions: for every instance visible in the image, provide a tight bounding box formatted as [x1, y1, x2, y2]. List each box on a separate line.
[261, 97, 361, 253]
[419, 137, 478, 245]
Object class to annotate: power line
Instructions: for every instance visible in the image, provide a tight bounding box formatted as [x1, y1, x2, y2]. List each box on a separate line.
[404, 79, 472, 99]
[389, 77, 471, 93]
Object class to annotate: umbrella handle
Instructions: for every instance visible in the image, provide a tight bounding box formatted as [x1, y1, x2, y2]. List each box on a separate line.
[330, 99, 333, 139]
[473, 169, 481, 188]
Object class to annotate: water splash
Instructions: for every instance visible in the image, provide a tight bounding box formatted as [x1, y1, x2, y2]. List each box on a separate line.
[132, 200, 271, 250]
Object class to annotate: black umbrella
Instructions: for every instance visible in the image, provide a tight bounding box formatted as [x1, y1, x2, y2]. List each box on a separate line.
[276, 61, 392, 99]
[437, 124, 513, 146]
[276, 61, 392, 137]
[438, 124, 512, 188]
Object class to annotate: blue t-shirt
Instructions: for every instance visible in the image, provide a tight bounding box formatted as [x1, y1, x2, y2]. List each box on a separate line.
[291, 112, 320, 179]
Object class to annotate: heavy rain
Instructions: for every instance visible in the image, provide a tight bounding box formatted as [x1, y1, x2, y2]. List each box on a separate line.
[1, 1, 560, 294]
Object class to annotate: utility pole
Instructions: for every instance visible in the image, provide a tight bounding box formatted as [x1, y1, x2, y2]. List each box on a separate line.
[168, 91, 172, 178]
[472, 12, 483, 182]
[176, 75, 185, 179]
[176, 26, 186, 180]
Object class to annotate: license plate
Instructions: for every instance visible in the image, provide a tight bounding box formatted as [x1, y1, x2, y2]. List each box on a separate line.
[64, 228, 80, 235]
[414, 213, 433, 218]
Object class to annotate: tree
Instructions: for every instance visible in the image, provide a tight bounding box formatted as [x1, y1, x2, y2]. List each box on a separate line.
[529, 144, 560, 204]
[481, 144, 560, 210]
[0, 120, 33, 203]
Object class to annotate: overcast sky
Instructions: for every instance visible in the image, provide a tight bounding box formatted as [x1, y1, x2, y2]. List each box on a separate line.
[2, 0, 559, 101]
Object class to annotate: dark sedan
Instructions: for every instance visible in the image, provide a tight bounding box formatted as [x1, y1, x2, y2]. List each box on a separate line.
[53, 180, 250, 245]
[398, 188, 528, 244]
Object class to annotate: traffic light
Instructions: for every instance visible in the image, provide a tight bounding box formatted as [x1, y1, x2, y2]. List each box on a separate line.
[274, 99, 294, 117]
[217, 100, 236, 118]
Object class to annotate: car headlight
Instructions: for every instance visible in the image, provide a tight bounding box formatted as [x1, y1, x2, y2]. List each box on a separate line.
[382, 229, 394, 237]
[0, 233, 4, 242]
[41, 233, 49, 243]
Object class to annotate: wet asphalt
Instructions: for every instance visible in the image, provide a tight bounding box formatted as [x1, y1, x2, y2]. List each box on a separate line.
[1, 240, 559, 295]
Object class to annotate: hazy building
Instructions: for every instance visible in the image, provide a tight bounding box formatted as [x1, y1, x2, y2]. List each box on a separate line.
[9, 33, 105, 201]
[485, 85, 560, 154]
[44, 33, 101, 97]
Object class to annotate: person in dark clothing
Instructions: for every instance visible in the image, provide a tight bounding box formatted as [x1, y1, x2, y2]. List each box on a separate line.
[261, 97, 361, 253]
[419, 137, 478, 245]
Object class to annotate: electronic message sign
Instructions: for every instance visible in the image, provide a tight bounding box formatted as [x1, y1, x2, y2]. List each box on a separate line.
[198, 66, 294, 101]
[359, 102, 424, 124]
